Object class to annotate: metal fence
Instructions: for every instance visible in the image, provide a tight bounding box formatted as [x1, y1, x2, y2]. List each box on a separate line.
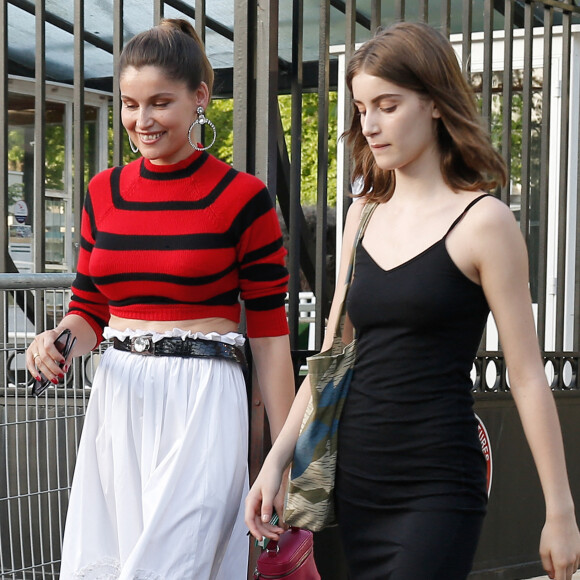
[0, 274, 103, 580]
[1, 275, 578, 580]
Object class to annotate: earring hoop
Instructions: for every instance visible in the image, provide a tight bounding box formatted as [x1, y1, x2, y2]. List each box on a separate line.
[127, 133, 139, 154]
[188, 107, 217, 151]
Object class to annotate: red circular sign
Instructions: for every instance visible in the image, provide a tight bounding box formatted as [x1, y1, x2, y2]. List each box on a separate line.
[476, 414, 493, 496]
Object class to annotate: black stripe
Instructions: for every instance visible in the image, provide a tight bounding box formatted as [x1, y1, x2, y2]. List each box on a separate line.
[244, 293, 287, 312]
[111, 161, 239, 211]
[84, 193, 97, 240]
[72, 273, 98, 292]
[67, 306, 108, 329]
[228, 187, 274, 240]
[241, 238, 284, 266]
[80, 236, 94, 253]
[240, 263, 288, 282]
[202, 288, 241, 306]
[94, 263, 238, 286]
[69, 293, 103, 307]
[93, 221, 281, 253]
[95, 231, 232, 251]
[140, 151, 209, 181]
[109, 288, 240, 308]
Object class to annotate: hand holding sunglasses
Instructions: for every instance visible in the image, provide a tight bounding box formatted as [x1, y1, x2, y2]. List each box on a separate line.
[32, 329, 77, 397]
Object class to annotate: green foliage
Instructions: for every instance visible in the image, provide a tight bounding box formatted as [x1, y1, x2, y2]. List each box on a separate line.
[8, 130, 24, 170]
[210, 95, 339, 207]
[476, 68, 542, 192]
[209, 99, 234, 164]
[7, 182, 24, 206]
[107, 108, 139, 167]
[45, 124, 65, 190]
[8, 125, 65, 190]
[278, 92, 338, 206]
[488, 92, 526, 188]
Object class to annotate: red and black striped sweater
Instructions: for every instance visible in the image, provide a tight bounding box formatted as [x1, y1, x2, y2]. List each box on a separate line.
[66, 150, 289, 343]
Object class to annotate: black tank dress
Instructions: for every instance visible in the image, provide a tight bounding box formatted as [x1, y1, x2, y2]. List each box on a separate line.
[336, 195, 491, 579]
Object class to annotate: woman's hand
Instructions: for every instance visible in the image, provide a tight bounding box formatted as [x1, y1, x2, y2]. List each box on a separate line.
[271, 466, 290, 528]
[26, 315, 97, 386]
[245, 459, 287, 542]
[26, 328, 72, 385]
[539, 512, 580, 580]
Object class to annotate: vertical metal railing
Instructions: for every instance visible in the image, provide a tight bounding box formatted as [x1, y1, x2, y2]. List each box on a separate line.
[576, 83, 580, 353]
[72, 0, 85, 259]
[33, 0, 46, 277]
[520, 2, 534, 244]
[0, 0, 7, 277]
[233, 0, 253, 174]
[555, 12, 572, 352]
[0, 275, 98, 579]
[481, 0, 493, 132]
[499, 0, 514, 207]
[112, 0, 124, 167]
[461, 0, 473, 79]
[536, 5, 552, 349]
[314, 0, 331, 349]
[440, 0, 451, 35]
[287, 0, 304, 350]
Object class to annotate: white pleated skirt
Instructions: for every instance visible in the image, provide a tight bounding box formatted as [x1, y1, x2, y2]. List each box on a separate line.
[59, 329, 249, 580]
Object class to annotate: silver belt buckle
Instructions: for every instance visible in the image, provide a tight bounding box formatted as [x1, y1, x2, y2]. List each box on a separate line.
[131, 336, 154, 355]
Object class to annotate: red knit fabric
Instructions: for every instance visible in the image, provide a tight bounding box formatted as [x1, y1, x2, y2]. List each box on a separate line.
[67, 150, 289, 343]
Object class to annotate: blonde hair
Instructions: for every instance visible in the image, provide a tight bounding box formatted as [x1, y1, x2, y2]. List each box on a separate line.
[120, 18, 214, 99]
[344, 21, 507, 202]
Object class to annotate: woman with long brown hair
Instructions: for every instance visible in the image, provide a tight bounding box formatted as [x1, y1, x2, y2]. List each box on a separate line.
[246, 21, 580, 579]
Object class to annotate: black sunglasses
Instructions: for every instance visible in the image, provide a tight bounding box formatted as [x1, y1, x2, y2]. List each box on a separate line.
[32, 329, 77, 397]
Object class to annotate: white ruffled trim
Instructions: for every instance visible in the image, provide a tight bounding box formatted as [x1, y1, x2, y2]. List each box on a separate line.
[71, 558, 120, 580]
[102, 327, 245, 347]
[71, 557, 164, 580]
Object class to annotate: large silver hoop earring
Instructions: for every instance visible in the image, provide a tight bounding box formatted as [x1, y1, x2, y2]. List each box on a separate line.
[188, 107, 217, 151]
[127, 132, 139, 154]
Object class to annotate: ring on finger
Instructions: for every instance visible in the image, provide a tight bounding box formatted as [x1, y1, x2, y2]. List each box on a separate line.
[33, 353, 41, 362]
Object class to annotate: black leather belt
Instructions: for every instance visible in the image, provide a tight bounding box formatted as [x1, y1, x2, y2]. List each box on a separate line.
[112, 336, 246, 367]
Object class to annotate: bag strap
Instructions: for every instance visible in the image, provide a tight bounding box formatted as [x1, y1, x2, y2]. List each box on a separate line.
[346, 201, 378, 284]
[330, 201, 379, 340]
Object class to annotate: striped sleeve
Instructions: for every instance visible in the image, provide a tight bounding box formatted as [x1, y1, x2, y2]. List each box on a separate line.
[66, 191, 109, 345]
[236, 187, 289, 338]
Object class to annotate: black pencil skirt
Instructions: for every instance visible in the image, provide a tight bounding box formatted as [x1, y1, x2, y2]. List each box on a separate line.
[335, 493, 485, 580]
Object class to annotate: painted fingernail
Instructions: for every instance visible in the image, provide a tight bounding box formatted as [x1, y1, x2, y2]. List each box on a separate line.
[58, 373, 65, 379]
[51, 378, 58, 384]
[64, 364, 69, 373]
[36, 376, 42, 382]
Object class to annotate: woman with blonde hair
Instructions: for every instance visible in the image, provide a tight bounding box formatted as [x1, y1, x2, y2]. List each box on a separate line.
[246, 21, 580, 580]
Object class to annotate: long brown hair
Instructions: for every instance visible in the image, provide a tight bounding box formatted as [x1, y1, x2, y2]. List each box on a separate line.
[344, 21, 507, 202]
[119, 18, 214, 98]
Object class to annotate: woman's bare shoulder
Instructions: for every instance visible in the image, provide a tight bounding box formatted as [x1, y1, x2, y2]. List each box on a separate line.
[459, 193, 526, 265]
[460, 192, 517, 234]
[346, 196, 378, 223]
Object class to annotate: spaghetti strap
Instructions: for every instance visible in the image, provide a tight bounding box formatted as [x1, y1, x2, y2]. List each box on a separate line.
[444, 194, 492, 238]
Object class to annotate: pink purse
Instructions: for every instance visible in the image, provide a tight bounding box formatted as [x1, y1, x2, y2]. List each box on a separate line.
[254, 527, 321, 579]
